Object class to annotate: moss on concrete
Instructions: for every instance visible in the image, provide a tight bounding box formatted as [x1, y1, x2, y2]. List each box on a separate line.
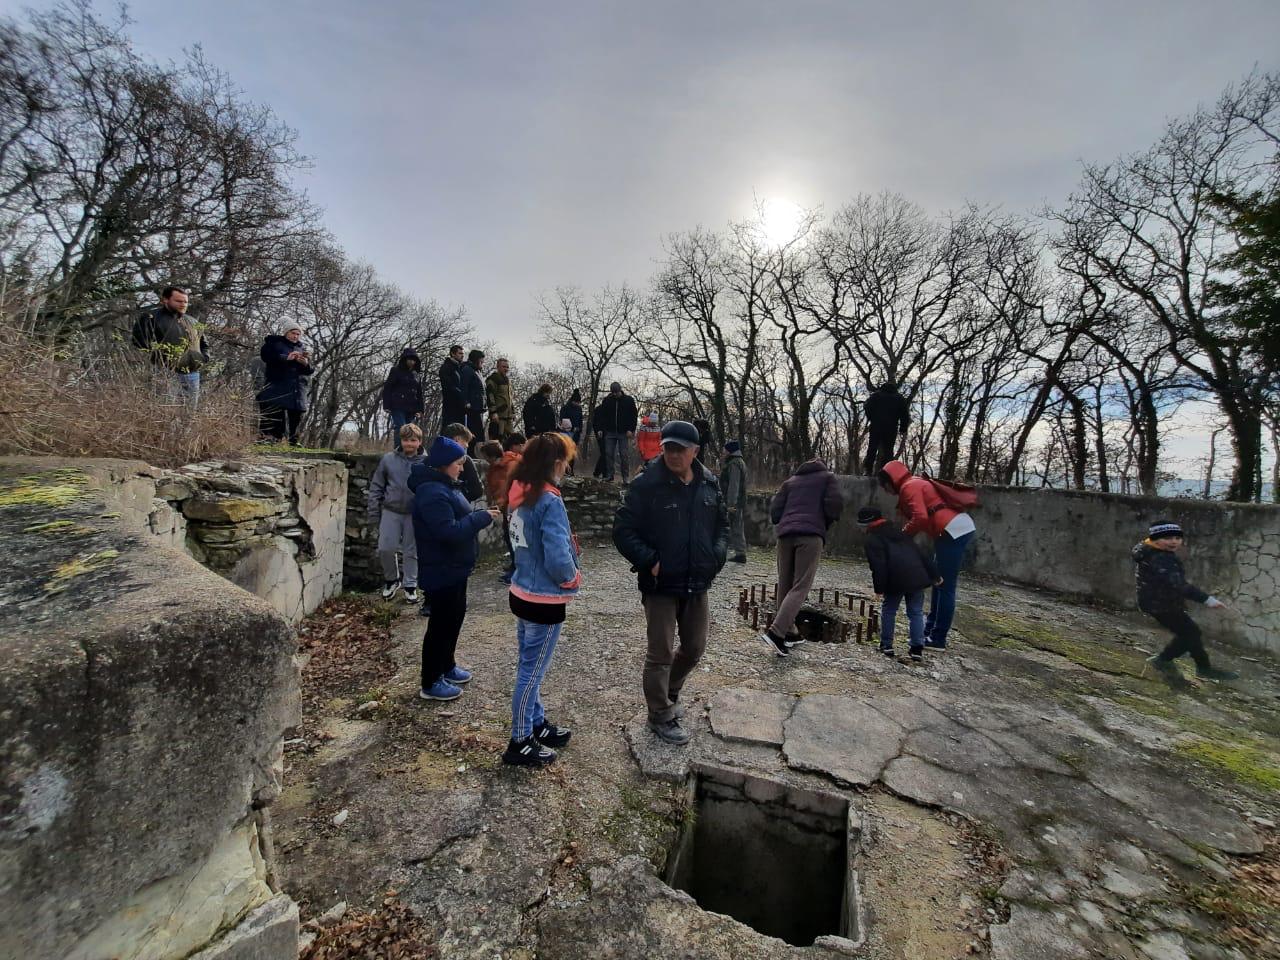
[958, 606, 1149, 678]
[44, 549, 120, 594]
[22, 519, 93, 535]
[1176, 740, 1280, 791]
[0, 469, 88, 509]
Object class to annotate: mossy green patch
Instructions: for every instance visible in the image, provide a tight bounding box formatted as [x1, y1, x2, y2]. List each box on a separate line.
[958, 606, 1149, 679]
[23, 519, 92, 536]
[44, 549, 120, 594]
[252, 442, 336, 456]
[1176, 740, 1280, 792]
[0, 470, 88, 509]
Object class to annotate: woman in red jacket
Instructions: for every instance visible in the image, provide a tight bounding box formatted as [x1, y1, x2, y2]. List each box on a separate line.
[878, 460, 976, 650]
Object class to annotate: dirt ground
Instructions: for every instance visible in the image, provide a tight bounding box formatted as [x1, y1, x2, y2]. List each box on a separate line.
[276, 542, 1280, 959]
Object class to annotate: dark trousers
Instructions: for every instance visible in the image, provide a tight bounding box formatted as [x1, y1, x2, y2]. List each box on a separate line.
[1151, 609, 1211, 670]
[465, 411, 484, 454]
[642, 592, 710, 723]
[260, 404, 303, 443]
[862, 429, 897, 474]
[389, 409, 416, 449]
[421, 580, 468, 688]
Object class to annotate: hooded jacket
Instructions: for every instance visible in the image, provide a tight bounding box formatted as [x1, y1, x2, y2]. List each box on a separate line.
[1132, 541, 1209, 615]
[864, 520, 940, 595]
[408, 465, 493, 590]
[560, 398, 584, 441]
[635, 419, 662, 462]
[486, 370, 515, 423]
[439, 356, 465, 423]
[880, 460, 959, 539]
[257, 335, 311, 411]
[368, 448, 425, 521]
[720, 451, 748, 513]
[522, 391, 557, 436]
[770, 460, 843, 540]
[613, 457, 729, 595]
[382, 348, 424, 414]
[508, 479, 582, 604]
[864, 384, 910, 435]
[485, 450, 521, 508]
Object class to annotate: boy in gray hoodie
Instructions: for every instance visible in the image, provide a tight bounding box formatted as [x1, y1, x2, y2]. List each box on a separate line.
[369, 423, 426, 602]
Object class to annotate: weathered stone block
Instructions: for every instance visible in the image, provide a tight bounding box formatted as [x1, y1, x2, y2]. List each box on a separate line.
[188, 894, 299, 960]
[184, 497, 283, 524]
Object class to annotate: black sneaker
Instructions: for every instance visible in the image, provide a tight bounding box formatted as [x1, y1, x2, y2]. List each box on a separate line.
[908, 646, 924, 663]
[648, 718, 691, 745]
[922, 639, 948, 651]
[1146, 655, 1190, 687]
[419, 602, 432, 618]
[880, 647, 896, 658]
[758, 630, 790, 657]
[503, 738, 557, 766]
[534, 720, 572, 748]
[784, 633, 806, 647]
[1196, 665, 1240, 682]
[729, 553, 747, 563]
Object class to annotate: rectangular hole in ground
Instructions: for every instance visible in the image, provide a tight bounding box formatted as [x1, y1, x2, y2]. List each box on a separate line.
[663, 767, 856, 947]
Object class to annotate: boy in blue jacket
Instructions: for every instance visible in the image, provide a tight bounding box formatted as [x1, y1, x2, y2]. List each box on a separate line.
[410, 436, 500, 701]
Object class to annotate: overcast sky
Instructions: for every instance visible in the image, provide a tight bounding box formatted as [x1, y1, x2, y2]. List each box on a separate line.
[8, 0, 1280, 471]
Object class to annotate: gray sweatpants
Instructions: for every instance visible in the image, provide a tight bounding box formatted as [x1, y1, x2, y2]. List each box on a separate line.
[377, 510, 418, 588]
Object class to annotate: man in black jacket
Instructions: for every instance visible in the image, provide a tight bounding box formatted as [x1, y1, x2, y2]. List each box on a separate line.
[862, 381, 910, 475]
[131, 285, 209, 405]
[613, 421, 729, 746]
[858, 506, 940, 662]
[459, 349, 487, 453]
[522, 384, 557, 437]
[438, 344, 466, 431]
[597, 381, 638, 482]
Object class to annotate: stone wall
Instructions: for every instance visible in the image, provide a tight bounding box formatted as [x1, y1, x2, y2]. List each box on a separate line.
[78, 456, 348, 624]
[743, 478, 1280, 654]
[0, 460, 301, 960]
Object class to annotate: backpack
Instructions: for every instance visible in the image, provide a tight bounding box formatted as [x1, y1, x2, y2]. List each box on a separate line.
[921, 474, 980, 512]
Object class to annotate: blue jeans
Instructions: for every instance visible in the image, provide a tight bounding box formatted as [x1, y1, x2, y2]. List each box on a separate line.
[926, 531, 973, 646]
[604, 432, 629, 480]
[511, 619, 562, 741]
[389, 409, 415, 449]
[880, 590, 925, 651]
[175, 371, 200, 407]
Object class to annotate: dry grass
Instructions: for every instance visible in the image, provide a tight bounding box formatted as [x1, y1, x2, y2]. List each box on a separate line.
[0, 322, 256, 467]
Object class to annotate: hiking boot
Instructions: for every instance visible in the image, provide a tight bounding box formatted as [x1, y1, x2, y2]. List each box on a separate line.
[908, 646, 925, 663]
[419, 678, 463, 701]
[503, 738, 557, 767]
[729, 553, 747, 563]
[403, 587, 420, 604]
[758, 630, 790, 658]
[381, 579, 401, 600]
[533, 720, 572, 748]
[444, 665, 472, 685]
[1196, 665, 1240, 682]
[649, 718, 691, 745]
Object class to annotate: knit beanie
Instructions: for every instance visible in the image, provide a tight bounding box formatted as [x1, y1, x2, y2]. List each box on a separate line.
[281, 320, 303, 336]
[724, 440, 741, 455]
[856, 506, 882, 526]
[427, 435, 467, 467]
[1148, 520, 1184, 541]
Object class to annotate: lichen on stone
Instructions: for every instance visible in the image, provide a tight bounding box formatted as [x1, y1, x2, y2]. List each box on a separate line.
[44, 549, 121, 594]
[0, 470, 88, 509]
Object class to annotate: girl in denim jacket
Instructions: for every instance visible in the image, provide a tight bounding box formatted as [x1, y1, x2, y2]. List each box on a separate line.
[502, 433, 582, 767]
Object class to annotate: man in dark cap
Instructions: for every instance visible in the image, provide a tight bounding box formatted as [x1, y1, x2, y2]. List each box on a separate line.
[613, 421, 729, 746]
[862, 380, 910, 474]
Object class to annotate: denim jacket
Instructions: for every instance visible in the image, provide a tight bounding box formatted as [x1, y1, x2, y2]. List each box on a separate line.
[508, 480, 581, 604]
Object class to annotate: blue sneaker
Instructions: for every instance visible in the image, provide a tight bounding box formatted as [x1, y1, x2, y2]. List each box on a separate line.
[419, 678, 463, 701]
[444, 665, 472, 685]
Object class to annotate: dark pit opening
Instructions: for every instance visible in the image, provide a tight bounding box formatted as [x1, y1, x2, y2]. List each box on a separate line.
[664, 768, 858, 947]
[794, 608, 844, 642]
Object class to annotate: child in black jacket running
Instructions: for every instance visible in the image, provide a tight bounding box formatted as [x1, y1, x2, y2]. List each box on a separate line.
[1133, 520, 1236, 683]
[858, 507, 942, 661]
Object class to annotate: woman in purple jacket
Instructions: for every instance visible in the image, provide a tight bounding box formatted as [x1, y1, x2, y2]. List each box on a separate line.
[759, 460, 844, 656]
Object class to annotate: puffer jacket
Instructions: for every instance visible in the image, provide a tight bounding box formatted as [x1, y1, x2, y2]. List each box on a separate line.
[770, 460, 843, 540]
[522, 392, 557, 436]
[881, 460, 957, 539]
[508, 479, 582, 604]
[367, 449, 425, 522]
[382, 348, 424, 413]
[486, 450, 522, 508]
[636, 423, 662, 462]
[864, 520, 940, 595]
[408, 465, 494, 590]
[1132, 541, 1209, 615]
[257, 335, 311, 411]
[613, 458, 728, 595]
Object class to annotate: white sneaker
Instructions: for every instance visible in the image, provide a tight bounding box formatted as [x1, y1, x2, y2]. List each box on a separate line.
[381, 579, 401, 599]
[403, 587, 420, 604]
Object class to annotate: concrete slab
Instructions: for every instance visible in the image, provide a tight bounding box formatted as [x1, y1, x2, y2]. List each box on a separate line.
[782, 694, 905, 787]
[708, 688, 795, 746]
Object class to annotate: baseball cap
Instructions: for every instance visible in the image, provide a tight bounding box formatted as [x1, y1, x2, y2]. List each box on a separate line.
[660, 420, 700, 449]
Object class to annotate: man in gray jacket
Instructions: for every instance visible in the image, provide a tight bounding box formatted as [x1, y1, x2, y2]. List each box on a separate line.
[721, 440, 749, 563]
[368, 423, 426, 603]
